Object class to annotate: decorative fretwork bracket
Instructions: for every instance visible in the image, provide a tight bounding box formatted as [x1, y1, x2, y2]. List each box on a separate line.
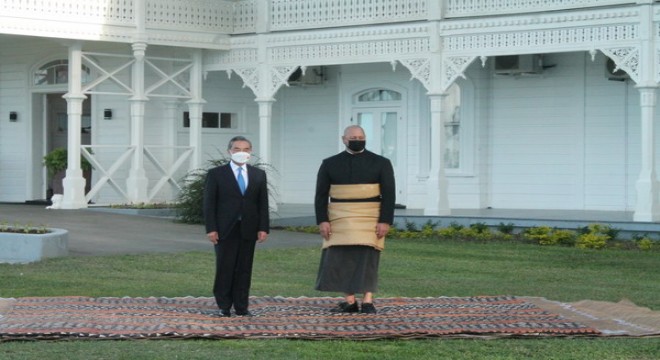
[599, 47, 640, 84]
[398, 58, 431, 91]
[227, 65, 299, 99]
[442, 56, 477, 92]
[398, 55, 477, 93]
[229, 67, 260, 96]
[271, 65, 299, 96]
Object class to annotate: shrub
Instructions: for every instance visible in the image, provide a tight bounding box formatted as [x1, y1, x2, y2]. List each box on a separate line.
[637, 238, 654, 251]
[496, 222, 515, 235]
[575, 223, 616, 249]
[459, 226, 492, 241]
[420, 223, 435, 238]
[550, 229, 577, 246]
[175, 168, 208, 224]
[404, 221, 418, 232]
[436, 227, 459, 239]
[577, 223, 620, 239]
[448, 222, 464, 231]
[284, 226, 318, 234]
[576, 232, 609, 249]
[523, 226, 553, 244]
[469, 222, 489, 234]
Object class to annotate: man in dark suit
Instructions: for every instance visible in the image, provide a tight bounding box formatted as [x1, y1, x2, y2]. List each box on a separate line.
[203, 136, 269, 317]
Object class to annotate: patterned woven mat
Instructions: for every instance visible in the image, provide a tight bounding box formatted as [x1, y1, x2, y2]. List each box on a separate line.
[0, 296, 601, 340]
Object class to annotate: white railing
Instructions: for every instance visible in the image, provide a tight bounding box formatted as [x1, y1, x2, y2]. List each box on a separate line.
[269, 0, 429, 31]
[0, 0, 236, 38]
[233, 0, 258, 33]
[1, 0, 648, 40]
[145, 0, 234, 32]
[83, 145, 193, 204]
[1, 0, 135, 25]
[445, 0, 638, 18]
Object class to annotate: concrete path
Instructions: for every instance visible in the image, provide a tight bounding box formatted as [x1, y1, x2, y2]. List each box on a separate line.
[0, 203, 320, 257]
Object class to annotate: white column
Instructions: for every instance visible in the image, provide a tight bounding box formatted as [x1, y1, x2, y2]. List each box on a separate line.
[424, 41, 450, 215]
[187, 102, 204, 171]
[187, 50, 205, 170]
[256, 98, 277, 211]
[633, 86, 660, 221]
[633, 2, 660, 221]
[425, 93, 450, 215]
[61, 42, 88, 209]
[256, 99, 274, 164]
[126, 42, 149, 203]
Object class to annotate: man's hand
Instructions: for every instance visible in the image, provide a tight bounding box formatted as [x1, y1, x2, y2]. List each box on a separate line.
[376, 223, 390, 239]
[257, 231, 268, 243]
[207, 231, 219, 245]
[319, 221, 332, 240]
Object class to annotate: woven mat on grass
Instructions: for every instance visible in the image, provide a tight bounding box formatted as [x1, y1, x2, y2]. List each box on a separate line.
[1, 295, 653, 341]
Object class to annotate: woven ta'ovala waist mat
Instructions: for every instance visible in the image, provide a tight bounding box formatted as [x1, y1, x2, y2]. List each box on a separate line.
[326, 184, 384, 250]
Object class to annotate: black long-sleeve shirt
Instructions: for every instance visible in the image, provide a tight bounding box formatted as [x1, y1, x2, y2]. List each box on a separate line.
[314, 150, 396, 225]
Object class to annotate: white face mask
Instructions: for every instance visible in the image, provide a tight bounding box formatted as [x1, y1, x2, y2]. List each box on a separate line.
[230, 151, 251, 164]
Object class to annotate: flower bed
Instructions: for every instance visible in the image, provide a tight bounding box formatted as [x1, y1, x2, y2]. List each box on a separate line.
[0, 228, 68, 264]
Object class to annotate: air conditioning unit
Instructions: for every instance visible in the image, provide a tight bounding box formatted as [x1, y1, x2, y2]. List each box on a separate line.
[494, 55, 543, 75]
[605, 58, 629, 81]
[288, 66, 325, 86]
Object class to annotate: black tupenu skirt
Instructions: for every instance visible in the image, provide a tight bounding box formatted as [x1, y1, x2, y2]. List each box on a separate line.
[314, 245, 380, 294]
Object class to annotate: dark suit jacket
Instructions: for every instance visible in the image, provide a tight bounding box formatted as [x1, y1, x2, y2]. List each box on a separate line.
[203, 163, 269, 241]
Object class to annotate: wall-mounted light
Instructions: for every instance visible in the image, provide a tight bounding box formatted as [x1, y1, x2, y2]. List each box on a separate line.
[103, 109, 112, 120]
[9, 111, 17, 122]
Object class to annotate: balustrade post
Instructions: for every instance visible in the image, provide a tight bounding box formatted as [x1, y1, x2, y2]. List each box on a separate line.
[428, 0, 444, 21]
[256, 0, 271, 33]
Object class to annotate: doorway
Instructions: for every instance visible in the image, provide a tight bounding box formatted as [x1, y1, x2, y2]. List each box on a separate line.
[351, 88, 406, 205]
[43, 93, 92, 199]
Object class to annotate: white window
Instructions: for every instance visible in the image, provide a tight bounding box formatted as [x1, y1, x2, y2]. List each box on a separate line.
[183, 112, 238, 129]
[34, 60, 90, 86]
[444, 84, 461, 169]
[440, 81, 474, 175]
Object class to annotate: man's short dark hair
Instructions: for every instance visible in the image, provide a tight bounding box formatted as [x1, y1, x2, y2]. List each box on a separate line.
[227, 136, 252, 150]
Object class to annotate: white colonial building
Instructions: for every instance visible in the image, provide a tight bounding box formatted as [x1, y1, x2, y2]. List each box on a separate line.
[1, 0, 660, 222]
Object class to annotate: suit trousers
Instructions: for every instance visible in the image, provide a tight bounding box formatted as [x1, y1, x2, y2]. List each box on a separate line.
[213, 221, 257, 313]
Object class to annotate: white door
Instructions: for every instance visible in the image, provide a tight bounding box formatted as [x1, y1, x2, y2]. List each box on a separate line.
[353, 107, 405, 205]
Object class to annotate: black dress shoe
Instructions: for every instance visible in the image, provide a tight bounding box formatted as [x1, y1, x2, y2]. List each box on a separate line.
[360, 302, 377, 314]
[218, 309, 231, 317]
[329, 301, 359, 313]
[235, 310, 253, 317]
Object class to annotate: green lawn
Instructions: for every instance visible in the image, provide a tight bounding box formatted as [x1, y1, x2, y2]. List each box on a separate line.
[1, 237, 658, 359]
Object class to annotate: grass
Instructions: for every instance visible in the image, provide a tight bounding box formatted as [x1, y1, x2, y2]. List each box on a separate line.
[0, 237, 659, 359]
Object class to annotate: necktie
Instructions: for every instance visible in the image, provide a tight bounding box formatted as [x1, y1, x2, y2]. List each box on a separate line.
[237, 167, 246, 195]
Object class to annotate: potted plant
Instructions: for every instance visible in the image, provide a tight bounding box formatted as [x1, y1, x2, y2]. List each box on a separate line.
[43, 148, 93, 196]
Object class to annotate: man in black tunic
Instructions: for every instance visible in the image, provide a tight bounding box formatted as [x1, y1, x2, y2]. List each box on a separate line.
[314, 125, 395, 314]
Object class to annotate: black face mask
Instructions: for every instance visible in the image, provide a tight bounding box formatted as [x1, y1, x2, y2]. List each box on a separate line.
[347, 140, 366, 152]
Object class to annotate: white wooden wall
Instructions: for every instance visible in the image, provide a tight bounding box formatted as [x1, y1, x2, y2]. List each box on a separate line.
[0, 38, 62, 202]
[3, 40, 660, 212]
